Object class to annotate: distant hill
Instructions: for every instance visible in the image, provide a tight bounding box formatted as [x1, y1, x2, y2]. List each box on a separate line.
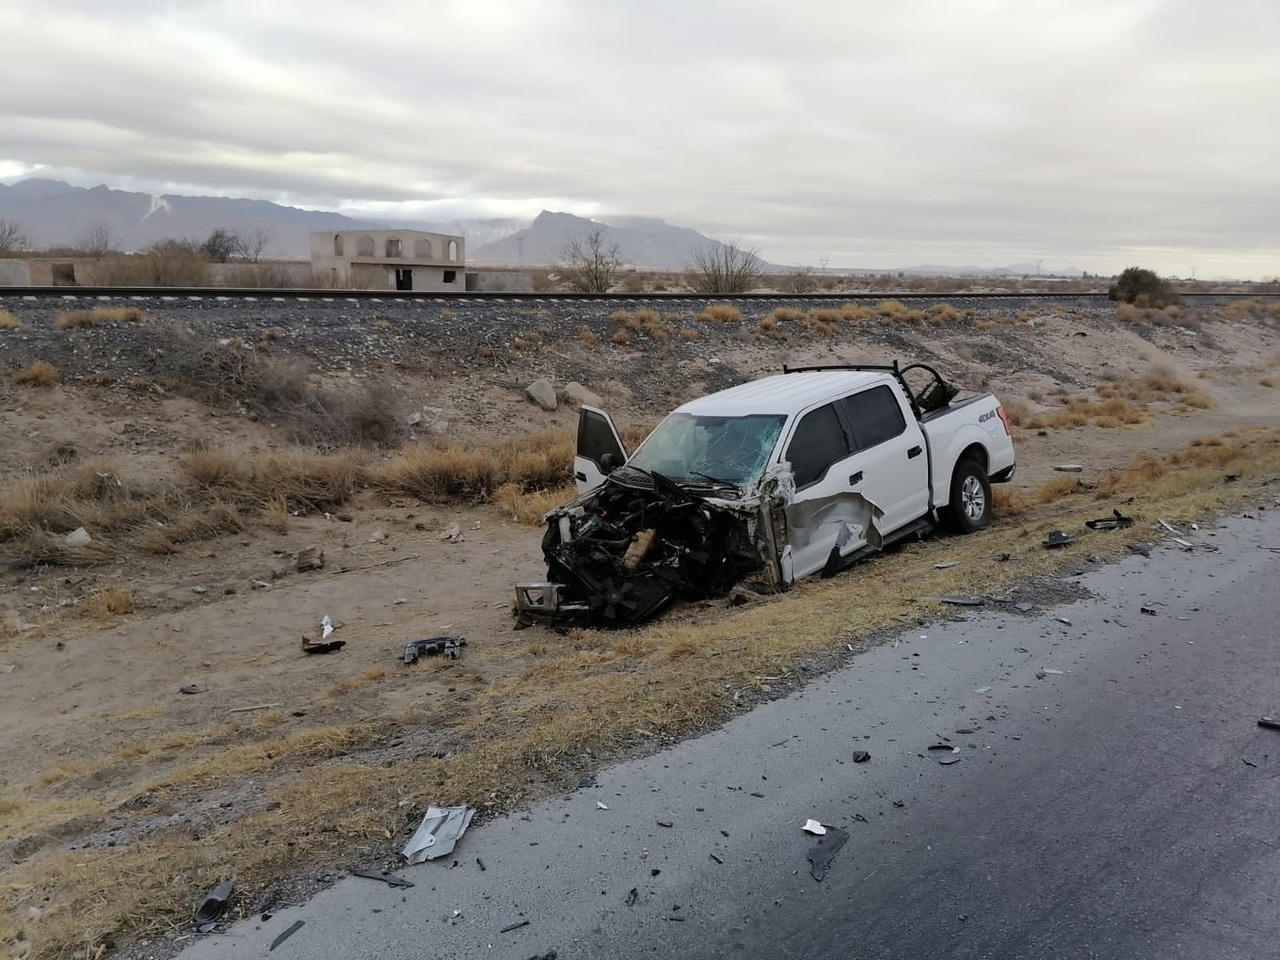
[0, 179, 389, 258]
[471, 210, 727, 269]
[0, 178, 1086, 276]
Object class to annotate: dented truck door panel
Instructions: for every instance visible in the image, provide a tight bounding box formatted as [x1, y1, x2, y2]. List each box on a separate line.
[780, 401, 871, 579]
[834, 383, 931, 533]
[574, 405, 628, 494]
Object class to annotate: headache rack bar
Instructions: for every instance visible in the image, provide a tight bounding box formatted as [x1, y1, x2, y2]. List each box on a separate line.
[781, 361, 955, 419]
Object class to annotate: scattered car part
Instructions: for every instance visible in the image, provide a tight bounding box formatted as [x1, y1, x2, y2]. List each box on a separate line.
[350, 868, 414, 888]
[301, 636, 345, 654]
[1258, 717, 1280, 731]
[935, 595, 984, 606]
[807, 826, 850, 881]
[180, 684, 205, 695]
[1085, 510, 1135, 531]
[851, 750, 871, 763]
[402, 805, 475, 864]
[500, 920, 531, 933]
[295, 547, 325, 572]
[1043, 530, 1074, 548]
[269, 919, 304, 952]
[192, 881, 235, 925]
[1140, 605, 1158, 616]
[803, 819, 827, 835]
[402, 635, 466, 664]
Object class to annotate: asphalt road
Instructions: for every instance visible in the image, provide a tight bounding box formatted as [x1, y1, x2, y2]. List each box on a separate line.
[179, 509, 1280, 960]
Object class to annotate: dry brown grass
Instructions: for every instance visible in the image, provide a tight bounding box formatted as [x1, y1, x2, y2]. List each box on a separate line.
[770, 307, 804, 323]
[679, 327, 698, 340]
[0, 310, 23, 329]
[54, 306, 152, 329]
[80, 586, 135, 619]
[10, 360, 58, 387]
[7, 428, 1280, 960]
[928, 303, 960, 324]
[495, 482, 577, 524]
[974, 318, 997, 331]
[696, 303, 742, 323]
[1015, 365, 1211, 431]
[611, 328, 631, 345]
[577, 325, 599, 348]
[1260, 377, 1275, 388]
[876, 299, 908, 320]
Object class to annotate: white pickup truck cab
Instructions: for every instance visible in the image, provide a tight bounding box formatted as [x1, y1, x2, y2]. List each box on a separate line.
[517, 362, 1016, 624]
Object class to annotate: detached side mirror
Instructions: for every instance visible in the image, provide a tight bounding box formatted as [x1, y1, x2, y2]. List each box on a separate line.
[599, 452, 622, 472]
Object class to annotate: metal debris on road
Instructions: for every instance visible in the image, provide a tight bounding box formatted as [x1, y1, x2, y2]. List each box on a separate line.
[1055, 616, 1072, 625]
[180, 684, 205, 695]
[269, 920, 305, 952]
[935, 596, 984, 606]
[303, 615, 346, 653]
[402, 635, 466, 664]
[625, 888, 639, 907]
[1157, 519, 1182, 535]
[1243, 758, 1258, 768]
[402, 805, 475, 864]
[803, 819, 827, 835]
[807, 827, 850, 881]
[596, 801, 609, 810]
[1257, 717, 1280, 731]
[350, 868, 414, 888]
[934, 561, 960, 569]
[1140, 605, 1158, 616]
[851, 750, 871, 763]
[500, 920, 531, 933]
[439, 522, 465, 543]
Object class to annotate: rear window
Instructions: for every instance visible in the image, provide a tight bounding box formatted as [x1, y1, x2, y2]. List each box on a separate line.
[840, 385, 906, 450]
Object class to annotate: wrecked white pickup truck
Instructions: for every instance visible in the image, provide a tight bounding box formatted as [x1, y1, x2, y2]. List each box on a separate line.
[515, 362, 1016, 625]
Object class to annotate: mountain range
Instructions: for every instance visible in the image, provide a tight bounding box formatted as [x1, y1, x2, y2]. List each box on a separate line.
[0, 178, 1083, 276]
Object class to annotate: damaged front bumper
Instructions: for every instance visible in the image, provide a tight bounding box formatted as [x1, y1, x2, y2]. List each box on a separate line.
[515, 471, 791, 626]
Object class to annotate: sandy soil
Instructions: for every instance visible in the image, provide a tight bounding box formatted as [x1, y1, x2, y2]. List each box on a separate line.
[1, 294, 1278, 951]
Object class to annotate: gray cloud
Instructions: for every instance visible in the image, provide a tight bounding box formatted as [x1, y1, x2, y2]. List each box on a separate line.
[2, 0, 1277, 276]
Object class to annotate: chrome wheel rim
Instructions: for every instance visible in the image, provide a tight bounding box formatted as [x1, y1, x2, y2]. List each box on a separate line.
[961, 475, 985, 522]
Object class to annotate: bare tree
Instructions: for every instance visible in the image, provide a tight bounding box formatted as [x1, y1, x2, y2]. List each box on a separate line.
[689, 239, 764, 294]
[558, 227, 624, 293]
[0, 218, 28, 253]
[783, 264, 818, 294]
[202, 228, 238, 263]
[76, 223, 114, 259]
[233, 228, 271, 263]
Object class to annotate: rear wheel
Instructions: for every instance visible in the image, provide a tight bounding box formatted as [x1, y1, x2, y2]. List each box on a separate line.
[945, 458, 992, 533]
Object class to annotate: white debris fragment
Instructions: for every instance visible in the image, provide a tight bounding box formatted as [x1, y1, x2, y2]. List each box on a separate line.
[321, 615, 334, 639]
[803, 819, 827, 835]
[596, 801, 609, 810]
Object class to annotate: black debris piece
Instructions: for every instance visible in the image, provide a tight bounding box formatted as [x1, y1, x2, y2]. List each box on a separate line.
[851, 750, 871, 763]
[477, 858, 487, 871]
[349, 868, 414, 888]
[709, 853, 724, 864]
[269, 920, 305, 952]
[526, 953, 558, 960]
[180, 684, 205, 695]
[1043, 530, 1074, 549]
[657, 820, 674, 828]
[937, 595, 984, 606]
[625, 887, 639, 907]
[1258, 717, 1280, 731]
[1140, 605, 1158, 616]
[1243, 757, 1258, 767]
[403, 635, 467, 664]
[807, 826, 850, 881]
[500, 920, 531, 933]
[301, 637, 346, 654]
[992, 553, 1012, 562]
[192, 881, 235, 925]
[1085, 510, 1135, 531]
[927, 743, 957, 752]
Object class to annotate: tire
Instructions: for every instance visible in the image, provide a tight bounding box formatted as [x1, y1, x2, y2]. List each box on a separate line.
[945, 458, 992, 533]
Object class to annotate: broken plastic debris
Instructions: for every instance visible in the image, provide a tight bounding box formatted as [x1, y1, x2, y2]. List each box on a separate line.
[802, 819, 827, 835]
[936, 595, 984, 606]
[295, 547, 325, 572]
[269, 919, 304, 952]
[1043, 531, 1074, 549]
[350, 868, 414, 888]
[402, 635, 466, 664]
[64, 527, 92, 547]
[192, 881, 235, 925]
[974, 686, 992, 694]
[851, 750, 871, 763]
[934, 561, 959, 569]
[1140, 605, 1158, 616]
[992, 553, 1011, 562]
[1157, 518, 1182, 535]
[807, 826, 850, 881]
[1041, 668, 1064, 675]
[439, 521, 465, 544]
[596, 801, 609, 810]
[402, 805, 475, 864]
[1014, 602, 1034, 612]
[1055, 616, 1072, 626]
[1085, 510, 1134, 531]
[179, 684, 205, 695]
[1257, 717, 1280, 731]
[321, 615, 334, 639]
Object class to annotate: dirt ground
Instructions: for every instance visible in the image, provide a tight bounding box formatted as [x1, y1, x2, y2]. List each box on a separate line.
[2, 294, 1279, 957]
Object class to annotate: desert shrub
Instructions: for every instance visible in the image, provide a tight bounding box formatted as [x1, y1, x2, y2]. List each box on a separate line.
[578, 325, 599, 347]
[928, 303, 960, 323]
[55, 306, 152, 329]
[611, 328, 631, 345]
[876, 300, 908, 320]
[1108, 267, 1180, 308]
[11, 360, 58, 387]
[697, 303, 742, 323]
[0, 310, 22, 329]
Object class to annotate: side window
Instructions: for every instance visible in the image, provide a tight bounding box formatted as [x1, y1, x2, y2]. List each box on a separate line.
[785, 404, 850, 488]
[840, 385, 906, 451]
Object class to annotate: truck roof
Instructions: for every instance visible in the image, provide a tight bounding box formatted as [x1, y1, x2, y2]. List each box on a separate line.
[676, 370, 888, 418]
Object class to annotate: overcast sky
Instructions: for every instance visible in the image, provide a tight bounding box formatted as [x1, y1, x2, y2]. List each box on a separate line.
[2, 0, 1277, 277]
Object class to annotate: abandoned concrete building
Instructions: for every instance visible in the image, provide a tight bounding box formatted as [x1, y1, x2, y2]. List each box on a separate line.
[310, 229, 465, 291]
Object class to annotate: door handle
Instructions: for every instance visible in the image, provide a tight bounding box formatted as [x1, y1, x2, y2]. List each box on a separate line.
[849, 471, 863, 486]
[574, 471, 587, 482]
[907, 445, 923, 459]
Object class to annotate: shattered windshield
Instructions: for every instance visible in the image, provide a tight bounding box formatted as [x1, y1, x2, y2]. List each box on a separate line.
[627, 413, 786, 486]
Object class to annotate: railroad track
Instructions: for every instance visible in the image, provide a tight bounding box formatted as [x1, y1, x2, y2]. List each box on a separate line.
[0, 286, 1270, 305]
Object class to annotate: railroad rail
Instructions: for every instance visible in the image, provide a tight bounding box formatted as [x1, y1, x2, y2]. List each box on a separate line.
[0, 286, 1271, 303]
